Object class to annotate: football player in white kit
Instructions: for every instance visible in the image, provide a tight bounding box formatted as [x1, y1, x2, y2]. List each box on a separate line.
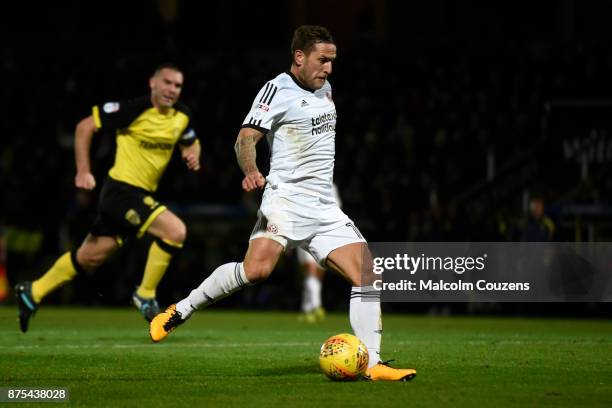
[150, 25, 416, 381]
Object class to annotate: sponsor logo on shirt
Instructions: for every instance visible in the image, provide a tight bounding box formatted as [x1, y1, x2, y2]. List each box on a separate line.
[253, 103, 270, 120]
[311, 110, 337, 135]
[139, 141, 173, 150]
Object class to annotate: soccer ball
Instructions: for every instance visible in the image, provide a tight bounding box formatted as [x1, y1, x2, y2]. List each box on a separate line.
[319, 333, 369, 381]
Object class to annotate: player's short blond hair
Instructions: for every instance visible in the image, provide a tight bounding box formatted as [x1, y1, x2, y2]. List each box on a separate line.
[291, 25, 334, 61]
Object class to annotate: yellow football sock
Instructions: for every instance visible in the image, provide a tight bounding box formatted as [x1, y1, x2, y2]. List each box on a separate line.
[31, 252, 77, 303]
[136, 240, 181, 299]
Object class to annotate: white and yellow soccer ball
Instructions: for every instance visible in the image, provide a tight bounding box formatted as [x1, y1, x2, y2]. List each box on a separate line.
[319, 333, 369, 381]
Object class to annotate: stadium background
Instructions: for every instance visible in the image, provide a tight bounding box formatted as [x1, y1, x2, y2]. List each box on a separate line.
[2, 0, 612, 315]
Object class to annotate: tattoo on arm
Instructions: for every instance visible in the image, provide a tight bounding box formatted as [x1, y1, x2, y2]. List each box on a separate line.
[235, 133, 259, 175]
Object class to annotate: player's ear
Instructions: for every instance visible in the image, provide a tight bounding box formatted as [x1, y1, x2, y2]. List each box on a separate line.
[149, 76, 156, 90]
[294, 50, 305, 67]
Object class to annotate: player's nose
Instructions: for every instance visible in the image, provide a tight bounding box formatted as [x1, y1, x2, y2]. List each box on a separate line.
[324, 61, 332, 75]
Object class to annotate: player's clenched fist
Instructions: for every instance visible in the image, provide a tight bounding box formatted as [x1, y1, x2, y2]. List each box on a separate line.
[182, 152, 200, 171]
[75, 172, 96, 190]
[242, 171, 265, 192]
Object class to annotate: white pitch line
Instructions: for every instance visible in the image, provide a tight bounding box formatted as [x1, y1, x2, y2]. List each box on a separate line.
[1, 339, 605, 350]
[0, 342, 314, 350]
[396, 339, 604, 345]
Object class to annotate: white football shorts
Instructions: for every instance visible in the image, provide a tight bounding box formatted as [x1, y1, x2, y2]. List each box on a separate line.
[250, 187, 366, 265]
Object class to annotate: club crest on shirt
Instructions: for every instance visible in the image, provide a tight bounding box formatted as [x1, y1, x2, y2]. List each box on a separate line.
[267, 223, 279, 234]
[103, 102, 120, 113]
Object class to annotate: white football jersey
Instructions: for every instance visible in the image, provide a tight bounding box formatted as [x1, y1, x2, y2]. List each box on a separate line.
[242, 72, 337, 200]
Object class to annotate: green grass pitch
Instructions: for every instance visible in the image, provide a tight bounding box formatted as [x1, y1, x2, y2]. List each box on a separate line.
[1, 307, 611, 407]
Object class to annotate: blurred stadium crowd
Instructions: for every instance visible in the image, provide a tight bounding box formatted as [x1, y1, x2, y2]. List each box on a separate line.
[2, 1, 611, 312]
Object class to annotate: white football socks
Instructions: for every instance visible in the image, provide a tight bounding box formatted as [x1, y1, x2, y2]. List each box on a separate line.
[176, 262, 250, 319]
[301, 275, 322, 313]
[350, 285, 382, 368]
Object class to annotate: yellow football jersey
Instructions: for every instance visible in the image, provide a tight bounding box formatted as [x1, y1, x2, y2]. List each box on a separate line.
[92, 97, 197, 192]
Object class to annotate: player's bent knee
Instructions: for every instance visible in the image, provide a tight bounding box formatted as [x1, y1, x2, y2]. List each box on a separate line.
[243, 262, 273, 283]
[243, 238, 282, 282]
[76, 246, 113, 271]
[345, 268, 364, 287]
[88, 257, 106, 269]
[166, 219, 187, 244]
[76, 251, 101, 272]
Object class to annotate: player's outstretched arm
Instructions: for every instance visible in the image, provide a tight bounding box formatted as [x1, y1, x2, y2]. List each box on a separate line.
[179, 139, 201, 171]
[74, 115, 97, 191]
[234, 127, 265, 192]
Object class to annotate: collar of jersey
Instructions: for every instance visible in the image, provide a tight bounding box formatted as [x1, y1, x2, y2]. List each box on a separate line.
[285, 71, 315, 93]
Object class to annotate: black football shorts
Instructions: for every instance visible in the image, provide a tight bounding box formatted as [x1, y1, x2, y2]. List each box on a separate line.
[91, 177, 167, 240]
